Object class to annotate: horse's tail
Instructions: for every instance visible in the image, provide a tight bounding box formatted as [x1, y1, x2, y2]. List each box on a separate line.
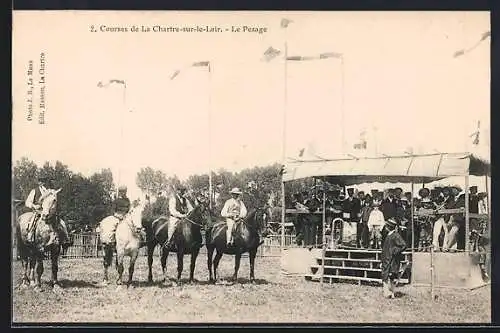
[15, 216, 27, 260]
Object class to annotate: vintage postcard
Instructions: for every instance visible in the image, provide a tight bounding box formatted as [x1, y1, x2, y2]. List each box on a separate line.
[12, 10, 490, 324]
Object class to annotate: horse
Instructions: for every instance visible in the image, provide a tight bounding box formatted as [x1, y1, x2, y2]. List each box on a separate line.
[98, 200, 146, 287]
[16, 188, 67, 291]
[206, 208, 266, 284]
[144, 198, 209, 285]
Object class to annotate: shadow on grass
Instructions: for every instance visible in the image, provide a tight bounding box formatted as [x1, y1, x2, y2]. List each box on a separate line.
[57, 279, 101, 289]
[394, 291, 407, 298]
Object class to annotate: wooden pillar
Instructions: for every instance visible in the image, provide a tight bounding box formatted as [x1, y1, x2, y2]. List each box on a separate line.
[410, 181, 415, 280]
[320, 182, 326, 286]
[281, 181, 286, 251]
[465, 175, 470, 254]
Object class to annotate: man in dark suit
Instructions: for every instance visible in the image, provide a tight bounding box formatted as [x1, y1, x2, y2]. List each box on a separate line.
[342, 188, 362, 246]
[381, 218, 407, 298]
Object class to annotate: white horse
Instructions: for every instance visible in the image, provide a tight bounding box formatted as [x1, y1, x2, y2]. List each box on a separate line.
[99, 198, 146, 286]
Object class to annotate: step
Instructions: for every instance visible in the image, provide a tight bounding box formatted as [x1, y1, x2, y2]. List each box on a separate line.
[317, 257, 381, 263]
[305, 274, 381, 283]
[310, 264, 380, 272]
[305, 274, 411, 285]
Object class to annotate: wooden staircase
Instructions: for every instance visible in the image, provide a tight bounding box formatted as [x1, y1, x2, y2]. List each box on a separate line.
[305, 248, 412, 285]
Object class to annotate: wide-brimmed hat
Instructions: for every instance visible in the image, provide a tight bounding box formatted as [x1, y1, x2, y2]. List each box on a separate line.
[394, 187, 403, 195]
[386, 218, 398, 229]
[118, 185, 127, 192]
[418, 188, 430, 198]
[450, 186, 462, 196]
[230, 187, 242, 195]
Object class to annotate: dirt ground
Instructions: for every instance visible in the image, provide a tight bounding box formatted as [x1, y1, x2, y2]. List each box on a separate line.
[12, 255, 491, 323]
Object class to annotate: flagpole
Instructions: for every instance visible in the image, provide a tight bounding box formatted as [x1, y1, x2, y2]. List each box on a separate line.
[280, 29, 288, 250]
[208, 63, 213, 211]
[340, 55, 345, 155]
[118, 83, 127, 195]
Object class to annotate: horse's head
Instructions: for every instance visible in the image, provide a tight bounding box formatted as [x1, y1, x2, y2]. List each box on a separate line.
[186, 201, 212, 227]
[39, 188, 61, 221]
[244, 207, 267, 232]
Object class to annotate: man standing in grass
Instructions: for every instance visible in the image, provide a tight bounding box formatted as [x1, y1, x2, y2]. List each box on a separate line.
[381, 218, 407, 299]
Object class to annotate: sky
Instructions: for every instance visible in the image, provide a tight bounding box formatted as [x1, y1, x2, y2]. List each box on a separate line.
[12, 11, 490, 199]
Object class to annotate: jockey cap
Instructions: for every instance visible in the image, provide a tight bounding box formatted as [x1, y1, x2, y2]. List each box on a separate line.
[118, 185, 127, 193]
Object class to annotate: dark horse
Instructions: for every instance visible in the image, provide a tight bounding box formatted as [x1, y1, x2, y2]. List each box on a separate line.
[144, 200, 209, 285]
[206, 208, 266, 283]
[16, 188, 70, 291]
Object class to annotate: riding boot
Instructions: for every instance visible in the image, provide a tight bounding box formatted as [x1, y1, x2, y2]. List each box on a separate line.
[46, 225, 59, 247]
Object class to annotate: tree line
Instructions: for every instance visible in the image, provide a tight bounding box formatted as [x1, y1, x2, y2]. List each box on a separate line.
[14, 158, 314, 231]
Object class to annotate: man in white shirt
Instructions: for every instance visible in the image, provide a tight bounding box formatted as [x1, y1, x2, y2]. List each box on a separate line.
[164, 185, 193, 249]
[221, 187, 248, 246]
[367, 199, 385, 249]
[478, 192, 488, 215]
[25, 175, 58, 245]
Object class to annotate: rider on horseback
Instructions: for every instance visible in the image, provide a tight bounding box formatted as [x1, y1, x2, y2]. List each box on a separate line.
[25, 175, 70, 247]
[221, 187, 248, 246]
[164, 184, 193, 249]
[113, 186, 131, 220]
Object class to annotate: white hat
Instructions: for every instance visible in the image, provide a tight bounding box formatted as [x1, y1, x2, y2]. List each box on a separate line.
[230, 187, 242, 195]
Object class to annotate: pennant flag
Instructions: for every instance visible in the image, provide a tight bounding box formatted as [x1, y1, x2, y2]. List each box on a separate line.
[319, 52, 343, 59]
[170, 61, 210, 80]
[97, 79, 126, 88]
[453, 49, 465, 58]
[170, 70, 180, 80]
[287, 52, 342, 61]
[480, 30, 491, 41]
[298, 148, 305, 157]
[353, 130, 367, 150]
[262, 46, 281, 62]
[281, 18, 293, 29]
[192, 61, 210, 67]
[469, 121, 480, 145]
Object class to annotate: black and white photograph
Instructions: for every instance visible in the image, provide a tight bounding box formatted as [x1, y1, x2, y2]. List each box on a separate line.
[12, 11, 490, 323]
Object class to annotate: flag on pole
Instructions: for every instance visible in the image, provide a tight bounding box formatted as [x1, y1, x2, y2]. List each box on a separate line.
[262, 46, 282, 62]
[281, 18, 293, 28]
[97, 79, 126, 88]
[298, 148, 305, 157]
[287, 52, 343, 61]
[353, 130, 367, 150]
[480, 30, 491, 41]
[470, 121, 480, 145]
[170, 61, 211, 80]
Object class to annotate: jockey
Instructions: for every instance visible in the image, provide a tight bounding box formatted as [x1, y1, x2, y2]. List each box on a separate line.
[25, 175, 58, 245]
[164, 184, 193, 249]
[113, 186, 131, 220]
[221, 187, 248, 246]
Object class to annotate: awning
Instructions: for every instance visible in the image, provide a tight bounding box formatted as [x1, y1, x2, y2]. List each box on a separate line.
[282, 152, 490, 185]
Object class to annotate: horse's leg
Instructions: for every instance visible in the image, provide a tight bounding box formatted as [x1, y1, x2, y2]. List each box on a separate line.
[21, 255, 30, 286]
[50, 246, 61, 288]
[115, 251, 124, 285]
[207, 246, 215, 283]
[160, 248, 169, 284]
[34, 256, 44, 291]
[213, 249, 223, 282]
[232, 251, 241, 282]
[189, 248, 200, 283]
[249, 248, 257, 283]
[102, 245, 113, 285]
[29, 257, 37, 287]
[127, 250, 139, 287]
[147, 241, 155, 283]
[176, 250, 184, 283]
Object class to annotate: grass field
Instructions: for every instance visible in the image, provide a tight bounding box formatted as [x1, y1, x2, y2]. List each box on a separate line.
[12, 254, 490, 323]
